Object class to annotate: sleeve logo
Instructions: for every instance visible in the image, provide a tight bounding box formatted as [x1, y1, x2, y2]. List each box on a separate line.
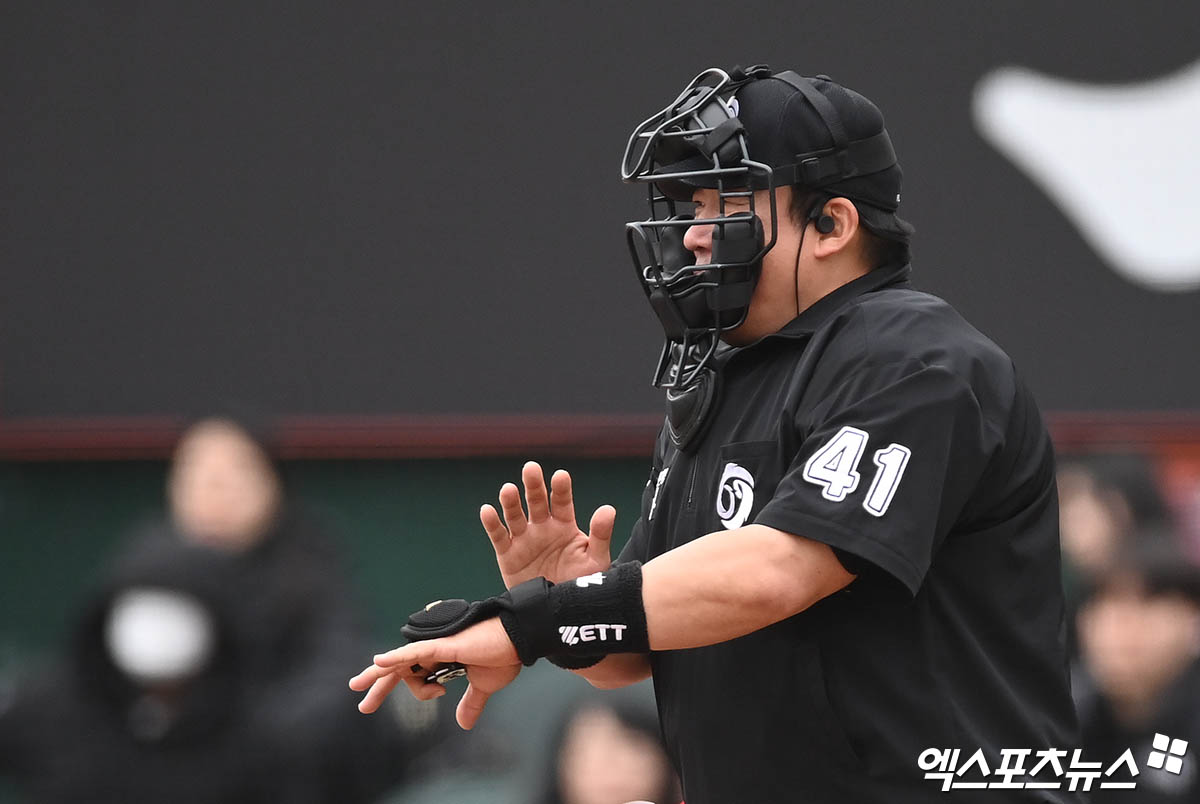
[802, 426, 912, 517]
[575, 572, 605, 588]
[716, 462, 756, 530]
[648, 467, 670, 521]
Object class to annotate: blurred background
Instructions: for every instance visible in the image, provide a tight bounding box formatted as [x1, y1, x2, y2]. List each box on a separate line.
[2, 2, 1198, 802]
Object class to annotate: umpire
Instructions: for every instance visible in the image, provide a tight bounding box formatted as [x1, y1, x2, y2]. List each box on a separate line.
[353, 65, 1081, 803]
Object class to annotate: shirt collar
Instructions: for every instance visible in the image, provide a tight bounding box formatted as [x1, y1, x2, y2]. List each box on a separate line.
[769, 261, 913, 340]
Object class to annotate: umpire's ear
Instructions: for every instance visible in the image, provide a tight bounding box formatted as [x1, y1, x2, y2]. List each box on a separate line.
[811, 197, 861, 259]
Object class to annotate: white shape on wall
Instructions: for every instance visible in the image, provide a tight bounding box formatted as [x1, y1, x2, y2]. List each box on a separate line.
[973, 59, 1200, 292]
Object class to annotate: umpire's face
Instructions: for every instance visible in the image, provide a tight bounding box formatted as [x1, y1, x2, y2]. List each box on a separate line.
[685, 186, 867, 345]
[684, 185, 806, 345]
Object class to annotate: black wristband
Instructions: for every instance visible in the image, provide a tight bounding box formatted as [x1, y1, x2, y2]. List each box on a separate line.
[495, 577, 555, 665]
[547, 653, 605, 670]
[400, 562, 650, 669]
[502, 561, 649, 666]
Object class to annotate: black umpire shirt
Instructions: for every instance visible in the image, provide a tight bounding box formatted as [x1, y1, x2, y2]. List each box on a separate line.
[617, 263, 1081, 803]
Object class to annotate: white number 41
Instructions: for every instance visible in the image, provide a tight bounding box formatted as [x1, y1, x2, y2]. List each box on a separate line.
[801, 426, 911, 517]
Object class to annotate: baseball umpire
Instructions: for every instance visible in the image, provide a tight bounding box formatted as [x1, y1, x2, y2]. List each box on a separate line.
[352, 65, 1081, 802]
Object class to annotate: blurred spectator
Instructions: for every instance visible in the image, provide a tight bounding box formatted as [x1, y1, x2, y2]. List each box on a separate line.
[168, 416, 286, 552]
[0, 415, 408, 802]
[539, 697, 679, 804]
[1058, 452, 1172, 599]
[1074, 536, 1200, 802]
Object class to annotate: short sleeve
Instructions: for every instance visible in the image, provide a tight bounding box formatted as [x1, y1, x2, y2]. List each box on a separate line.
[756, 360, 995, 596]
[616, 423, 669, 565]
[617, 516, 649, 564]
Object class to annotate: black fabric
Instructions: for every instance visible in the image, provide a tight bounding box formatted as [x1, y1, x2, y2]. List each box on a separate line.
[514, 564, 651, 664]
[545, 653, 605, 670]
[399, 583, 548, 667]
[697, 116, 744, 162]
[618, 262, 1080, 803]
[500, 577, 557, 666]
[831, 545, 872, 576]
[542, 561, 649, 658]
[769, 130, 898, 188]
[411, 565, 651, 668]
[1076, 659, 1200, 803]
[773, 70, 849, 149]
[530, 562, 649, 660]
[401, 597, 508, 641]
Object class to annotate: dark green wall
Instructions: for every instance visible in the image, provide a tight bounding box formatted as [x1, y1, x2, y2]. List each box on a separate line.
[0, 456, 652, 803]
[0, 458, 650, 659]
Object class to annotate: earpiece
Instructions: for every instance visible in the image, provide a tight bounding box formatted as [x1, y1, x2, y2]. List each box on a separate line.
[807, 199, 835, 234]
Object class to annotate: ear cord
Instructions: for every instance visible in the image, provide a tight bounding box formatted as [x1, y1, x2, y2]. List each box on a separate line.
[794, 197, 829, 318]
[794, 215, 812, 320]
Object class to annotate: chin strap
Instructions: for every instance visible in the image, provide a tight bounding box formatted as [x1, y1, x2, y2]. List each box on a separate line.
[662, 340, 724, 451]
[665, 365, 720, 450]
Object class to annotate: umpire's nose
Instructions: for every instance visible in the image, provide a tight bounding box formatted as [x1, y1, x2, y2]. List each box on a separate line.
[682, 217, 713, 265]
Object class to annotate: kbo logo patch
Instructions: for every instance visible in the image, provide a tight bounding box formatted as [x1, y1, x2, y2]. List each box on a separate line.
[716, 462, 755, 530]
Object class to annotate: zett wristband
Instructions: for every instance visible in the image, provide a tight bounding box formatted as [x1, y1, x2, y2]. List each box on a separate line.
[502, 561, 649, 665]
[400, 562, 650, 669]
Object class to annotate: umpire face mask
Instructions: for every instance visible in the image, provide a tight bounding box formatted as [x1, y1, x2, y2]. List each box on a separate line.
[622, 66, 779, 397]
[622, 66, 780, 450]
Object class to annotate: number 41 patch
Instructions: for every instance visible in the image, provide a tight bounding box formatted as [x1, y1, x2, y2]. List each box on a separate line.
[801, 426, 911, 517]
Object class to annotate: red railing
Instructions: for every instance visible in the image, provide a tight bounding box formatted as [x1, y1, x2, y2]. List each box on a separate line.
[2, 411, 1200, 461]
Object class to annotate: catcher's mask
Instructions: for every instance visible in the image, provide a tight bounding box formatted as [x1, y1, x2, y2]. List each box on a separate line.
[622, 65, 776, 395]
[621, 65, 907, 449]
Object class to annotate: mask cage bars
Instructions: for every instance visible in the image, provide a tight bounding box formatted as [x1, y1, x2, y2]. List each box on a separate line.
[621, 68, 780, 389]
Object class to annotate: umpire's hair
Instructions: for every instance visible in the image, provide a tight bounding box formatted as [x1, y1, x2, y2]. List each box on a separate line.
[788, 189, 911, 269]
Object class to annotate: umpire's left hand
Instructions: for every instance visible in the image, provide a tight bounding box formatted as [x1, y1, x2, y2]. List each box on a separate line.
[349, 617, 521, 730]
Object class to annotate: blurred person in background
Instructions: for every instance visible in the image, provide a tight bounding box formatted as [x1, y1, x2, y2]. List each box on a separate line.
[1074, 535, 1200, 802]
[1058, 452, 1172, 603]
[0, 414, 408, 802]
[538, 696, 678, 804]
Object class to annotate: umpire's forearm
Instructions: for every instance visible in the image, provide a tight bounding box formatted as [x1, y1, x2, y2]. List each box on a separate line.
[574, 653, 652, 689]
[641, 524, 854, 652]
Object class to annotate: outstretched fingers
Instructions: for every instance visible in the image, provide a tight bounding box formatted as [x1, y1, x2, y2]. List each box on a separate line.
[402, 674, 449, 702]
[587, 504, 616, 563]
[456, 682, 493, 730]
[522, 461, 550, 523]
[498, 482, 527, 537]
[351, 641, 458, 713]
[351, 664, 446, 713]
[356, 670, 402, 713]
[549, 469, 576, 525]
[480, 504, 510, 554]
[373, 638, 454, 670]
